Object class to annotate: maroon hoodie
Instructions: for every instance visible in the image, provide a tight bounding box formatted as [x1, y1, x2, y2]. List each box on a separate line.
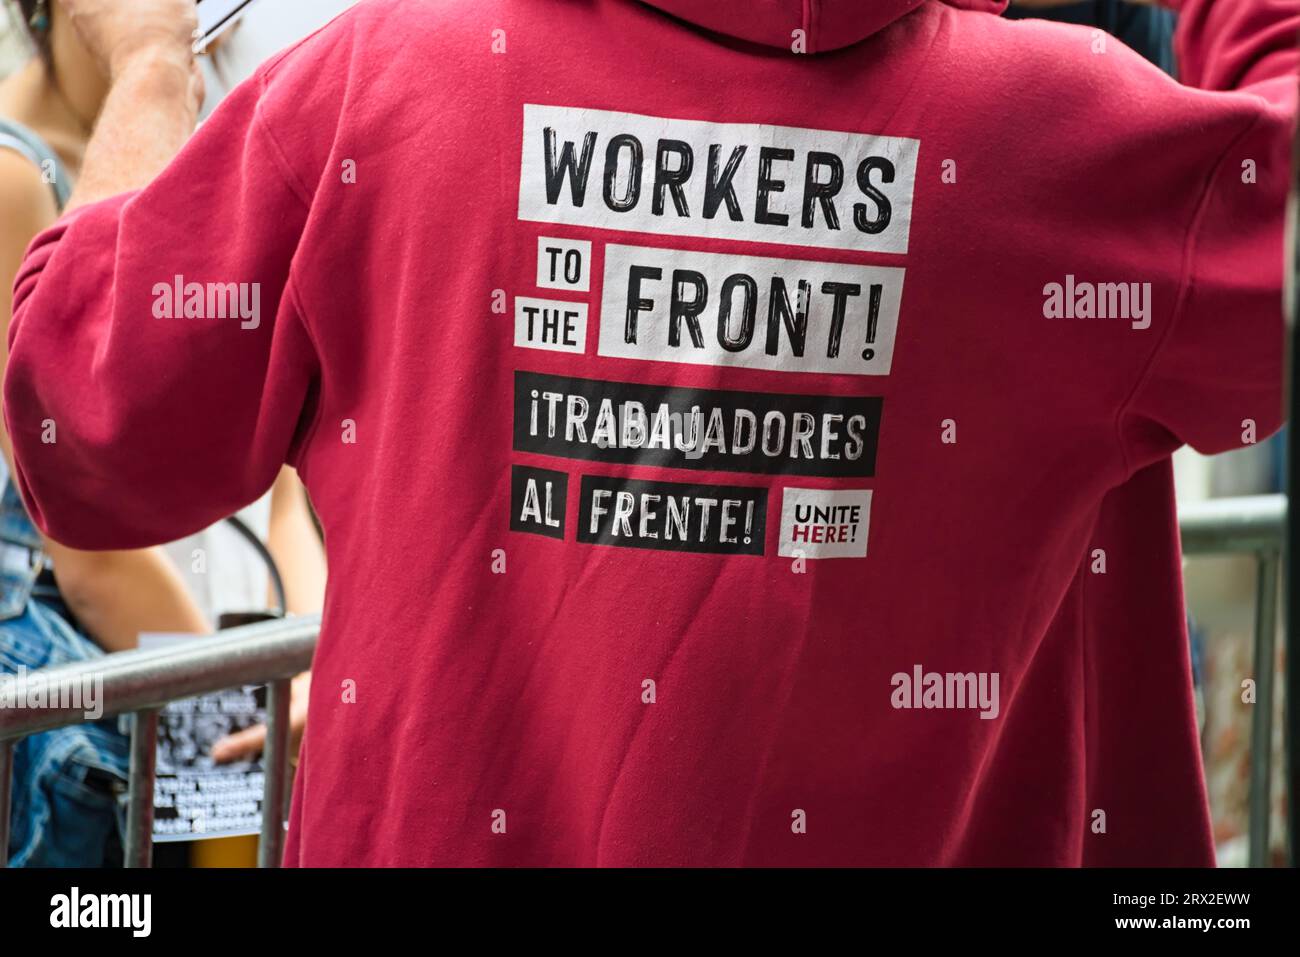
[6, 0, 1295, 865]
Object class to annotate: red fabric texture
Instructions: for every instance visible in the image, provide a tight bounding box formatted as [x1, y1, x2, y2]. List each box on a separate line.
[6, 0, 1294, 864]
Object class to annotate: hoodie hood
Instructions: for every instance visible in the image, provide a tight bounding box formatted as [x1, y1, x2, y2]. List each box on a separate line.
[638, 0, 1008, 53]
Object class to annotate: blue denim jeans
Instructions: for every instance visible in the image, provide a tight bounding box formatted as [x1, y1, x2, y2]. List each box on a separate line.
[1, 479, 128, 867]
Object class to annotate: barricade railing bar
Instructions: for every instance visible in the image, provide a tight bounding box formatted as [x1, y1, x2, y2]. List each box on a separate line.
[0, 614, 319, 868]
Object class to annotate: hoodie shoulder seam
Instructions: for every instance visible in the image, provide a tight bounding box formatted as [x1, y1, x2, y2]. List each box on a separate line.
[252, 70, 314, 212]
[1111, 108, 1267, 475]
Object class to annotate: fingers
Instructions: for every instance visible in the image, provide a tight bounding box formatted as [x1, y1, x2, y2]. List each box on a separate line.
[212, 723, 267, 764]
[61, 0, 201, 80]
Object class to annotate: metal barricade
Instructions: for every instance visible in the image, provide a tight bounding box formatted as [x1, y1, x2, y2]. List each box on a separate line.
[0, 614, 318, 868]
[1179, 494, 1288, 867]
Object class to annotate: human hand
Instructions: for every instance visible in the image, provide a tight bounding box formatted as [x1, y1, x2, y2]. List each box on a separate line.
[212, 671, 312, 765]
[58, 0, 199, 80]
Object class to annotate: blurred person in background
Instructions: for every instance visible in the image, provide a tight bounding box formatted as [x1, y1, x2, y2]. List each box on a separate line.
[0, 0, 208, 866]
[0, 0, 324, 866]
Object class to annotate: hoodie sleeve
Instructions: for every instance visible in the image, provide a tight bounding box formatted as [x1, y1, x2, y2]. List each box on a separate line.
[4, 67, 321, 550]
[1119, 0, 1297, 467]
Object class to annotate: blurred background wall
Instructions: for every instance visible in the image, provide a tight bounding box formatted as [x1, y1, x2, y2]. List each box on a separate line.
[0, 2, 29, 75]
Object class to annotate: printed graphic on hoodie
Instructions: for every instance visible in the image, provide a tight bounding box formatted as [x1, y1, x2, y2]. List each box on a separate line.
[518, 104, 918, 254]
[512, 104, 914, 558]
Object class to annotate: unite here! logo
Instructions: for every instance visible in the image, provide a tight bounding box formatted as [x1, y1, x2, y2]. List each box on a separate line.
[50, 887, 152, 938]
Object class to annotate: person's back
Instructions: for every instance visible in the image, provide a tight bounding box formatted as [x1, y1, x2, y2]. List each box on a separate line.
[6, 0, 1292, 865]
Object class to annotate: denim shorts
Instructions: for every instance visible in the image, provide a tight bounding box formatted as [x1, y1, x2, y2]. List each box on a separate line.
[1, 479, 129, 867]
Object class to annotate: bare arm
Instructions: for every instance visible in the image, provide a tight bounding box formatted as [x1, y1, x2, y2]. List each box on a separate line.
[212, 467, 323, 763]
[46, 543, 209, 651]
[64, 53, 201, 211]
[62, 0, 203, 211]
[266, 466, 326, 616]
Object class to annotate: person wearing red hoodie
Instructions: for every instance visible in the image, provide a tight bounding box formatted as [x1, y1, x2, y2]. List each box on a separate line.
[4, 0, 1295, 866]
